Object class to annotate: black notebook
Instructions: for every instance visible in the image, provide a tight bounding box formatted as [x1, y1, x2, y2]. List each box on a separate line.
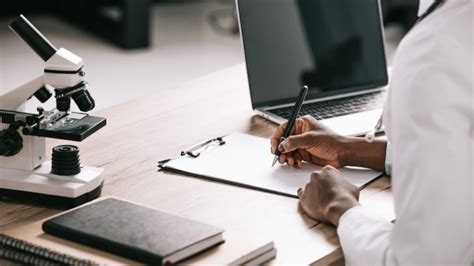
[42, 197, 224, 265]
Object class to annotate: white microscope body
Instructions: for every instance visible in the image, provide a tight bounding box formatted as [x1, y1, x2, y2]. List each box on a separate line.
[0, 15, 105, 206]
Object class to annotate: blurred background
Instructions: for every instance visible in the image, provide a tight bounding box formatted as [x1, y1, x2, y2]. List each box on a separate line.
[0, 0, 418, 111]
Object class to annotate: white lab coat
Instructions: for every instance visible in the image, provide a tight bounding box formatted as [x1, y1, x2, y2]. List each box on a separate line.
[337, 0, 473, 265]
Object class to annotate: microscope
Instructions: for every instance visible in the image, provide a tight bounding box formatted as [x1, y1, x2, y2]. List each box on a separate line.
[0, 15, 106, 207]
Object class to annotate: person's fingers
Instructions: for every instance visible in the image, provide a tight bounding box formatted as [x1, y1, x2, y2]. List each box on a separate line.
[279, 153, 287, 164]
[292, 118, 304, 135]
[279, 156, 285, 164]
[293, 152, 303, 168]
[271, 139, 278, 154]
[287, 155, 295, 167]
[271, 125, 285, 154]
[301, 115, 318, 125]
[272, 119, 308, 154]
[322, 165, 338, 173]
[297, 187, 304, 198]
[301, 115, 333, 132]
[283, 152, 295, 166]
[279, 132, 315, 153]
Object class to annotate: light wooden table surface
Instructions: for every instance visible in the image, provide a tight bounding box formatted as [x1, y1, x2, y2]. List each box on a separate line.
[0, 64, 394, 265]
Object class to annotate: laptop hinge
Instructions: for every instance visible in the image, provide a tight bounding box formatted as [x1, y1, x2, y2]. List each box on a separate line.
[261, 87, 387, 111]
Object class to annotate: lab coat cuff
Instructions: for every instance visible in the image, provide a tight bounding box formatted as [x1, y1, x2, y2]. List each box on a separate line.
[385, 143, 392, 176]
[338, 206, 364, 231]
[337, 206, 394, 265]
[337, 206, 388, 237]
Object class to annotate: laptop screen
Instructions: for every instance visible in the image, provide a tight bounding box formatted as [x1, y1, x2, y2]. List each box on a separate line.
[237, 0, 388, 108]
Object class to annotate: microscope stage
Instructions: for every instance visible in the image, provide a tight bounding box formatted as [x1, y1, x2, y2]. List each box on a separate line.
[28, 114, 107, 141]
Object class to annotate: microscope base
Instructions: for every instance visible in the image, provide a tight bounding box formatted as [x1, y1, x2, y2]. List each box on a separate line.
[0, 162, 104, 208]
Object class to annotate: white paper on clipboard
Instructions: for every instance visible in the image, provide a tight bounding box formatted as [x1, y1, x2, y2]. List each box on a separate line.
[161, 133, 382, 198]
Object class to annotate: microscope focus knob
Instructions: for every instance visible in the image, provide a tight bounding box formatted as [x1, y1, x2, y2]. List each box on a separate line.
[0, 123, 24, 157]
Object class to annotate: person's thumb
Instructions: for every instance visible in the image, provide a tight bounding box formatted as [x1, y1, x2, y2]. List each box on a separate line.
[279, 133, 314, 153]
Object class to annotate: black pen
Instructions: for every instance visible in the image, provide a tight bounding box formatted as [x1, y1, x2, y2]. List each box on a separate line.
[272, 85, 309, 167]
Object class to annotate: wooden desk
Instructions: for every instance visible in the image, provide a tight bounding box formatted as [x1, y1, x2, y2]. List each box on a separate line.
[0, 64, 394, 264]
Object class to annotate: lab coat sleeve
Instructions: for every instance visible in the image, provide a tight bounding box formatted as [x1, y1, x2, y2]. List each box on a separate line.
[337, 206, 395, 265]
[337, 144, 393, 263]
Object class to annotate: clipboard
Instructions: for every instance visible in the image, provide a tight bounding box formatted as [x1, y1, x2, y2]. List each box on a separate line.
[158, 133, 383, 198]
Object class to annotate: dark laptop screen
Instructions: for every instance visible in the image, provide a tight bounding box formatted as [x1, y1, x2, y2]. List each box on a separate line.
[237, 0, 388, 108]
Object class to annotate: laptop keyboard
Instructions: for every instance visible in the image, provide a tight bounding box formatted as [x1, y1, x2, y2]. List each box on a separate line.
[268, 91, 386, 120]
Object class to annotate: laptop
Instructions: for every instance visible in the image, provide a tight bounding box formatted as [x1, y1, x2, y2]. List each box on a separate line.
[236, 0, 388, 136]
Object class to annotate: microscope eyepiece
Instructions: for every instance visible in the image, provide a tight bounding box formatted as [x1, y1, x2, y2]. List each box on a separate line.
[33, 86, 53, 103]
[9, 15, 57, 62]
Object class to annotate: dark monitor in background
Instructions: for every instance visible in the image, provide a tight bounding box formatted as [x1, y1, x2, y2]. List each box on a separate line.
[237, 0, 388, 108]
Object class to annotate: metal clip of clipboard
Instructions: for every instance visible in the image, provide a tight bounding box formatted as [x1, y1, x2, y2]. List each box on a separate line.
[180, 137, 226, 158]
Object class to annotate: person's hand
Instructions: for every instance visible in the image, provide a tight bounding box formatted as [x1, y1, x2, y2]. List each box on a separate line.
[298, 166, 360, 226]
[271, 115, 348, 168]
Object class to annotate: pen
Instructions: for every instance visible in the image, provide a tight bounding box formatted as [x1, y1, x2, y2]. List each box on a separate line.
[272, 85, 309, 167]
